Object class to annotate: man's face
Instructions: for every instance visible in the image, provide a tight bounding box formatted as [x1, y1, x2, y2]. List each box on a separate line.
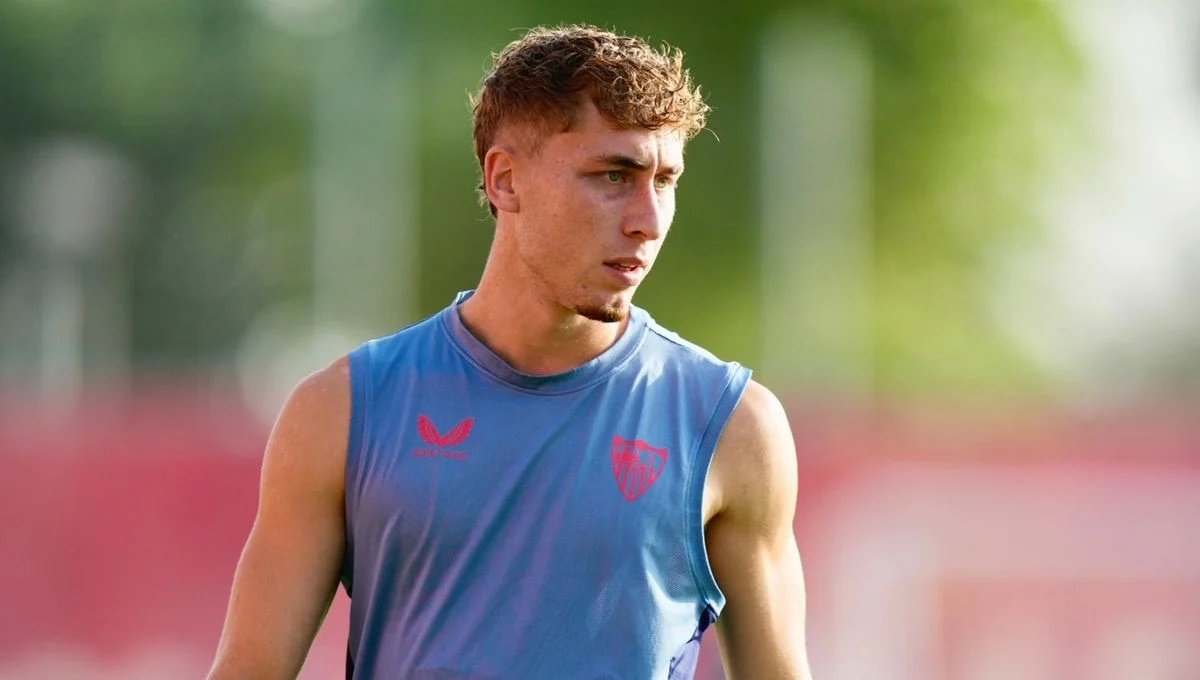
[508, 99, 685, 323]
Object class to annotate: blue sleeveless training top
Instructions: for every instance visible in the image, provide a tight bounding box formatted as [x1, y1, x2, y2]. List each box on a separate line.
[342, 291, 751, 679]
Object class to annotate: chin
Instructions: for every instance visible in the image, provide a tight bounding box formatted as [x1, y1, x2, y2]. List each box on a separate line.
[574, 298, 629, 323]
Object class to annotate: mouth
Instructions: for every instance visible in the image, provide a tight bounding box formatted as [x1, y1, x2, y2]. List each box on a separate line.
[604, 257, 647, 272]
[603, 259, 647, 286]
[607, 263, 642, 273]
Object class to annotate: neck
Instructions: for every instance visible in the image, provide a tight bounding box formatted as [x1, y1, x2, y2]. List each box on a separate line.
[459, 254, 628, 377]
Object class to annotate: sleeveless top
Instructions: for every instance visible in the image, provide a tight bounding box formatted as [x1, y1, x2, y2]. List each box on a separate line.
[342, 292, 751, 679]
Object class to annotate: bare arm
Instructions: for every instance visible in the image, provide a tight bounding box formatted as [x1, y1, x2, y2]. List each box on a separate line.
[207, 357, 350, 679]
[705, 380, 813, 679]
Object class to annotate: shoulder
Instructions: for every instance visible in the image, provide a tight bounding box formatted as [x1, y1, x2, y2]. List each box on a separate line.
[708, 380, 798, 526]
[724, 380, 792, 448]
[357, 313, 443, 360]
[639, 312, 745, 384]
[278, 356, 351, 430]
[349, 312, 448, 387]
[642, 312, 723, 363]
[261, 356, 351, 499]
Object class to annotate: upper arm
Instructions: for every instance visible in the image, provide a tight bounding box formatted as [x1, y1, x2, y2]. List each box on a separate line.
[705, 380, 813, 680]
[208, 356, 351, 679]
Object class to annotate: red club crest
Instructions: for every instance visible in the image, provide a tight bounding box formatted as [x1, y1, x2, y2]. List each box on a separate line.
[611, 436, 668, 502]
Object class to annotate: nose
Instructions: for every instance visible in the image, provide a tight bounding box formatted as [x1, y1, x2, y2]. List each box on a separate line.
[622, 180, 671, 242]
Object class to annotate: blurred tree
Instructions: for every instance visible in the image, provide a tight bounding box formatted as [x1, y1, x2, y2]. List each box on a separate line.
[0, 0, 314, 368]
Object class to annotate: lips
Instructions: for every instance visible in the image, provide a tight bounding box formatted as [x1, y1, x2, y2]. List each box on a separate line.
[604, 257, 647, 271]
[603, 258, 647, 285]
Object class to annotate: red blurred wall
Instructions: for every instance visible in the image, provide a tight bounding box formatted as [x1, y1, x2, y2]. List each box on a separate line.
[1, 392, 1197, 679]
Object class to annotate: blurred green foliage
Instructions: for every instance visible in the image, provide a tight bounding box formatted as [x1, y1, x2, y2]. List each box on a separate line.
[0, 0, 1082, 394]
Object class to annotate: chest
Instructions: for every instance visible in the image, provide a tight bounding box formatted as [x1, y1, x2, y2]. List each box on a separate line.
[360, 384, 701, 542]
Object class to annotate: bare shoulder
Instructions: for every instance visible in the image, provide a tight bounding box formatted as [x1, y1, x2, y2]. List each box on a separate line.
[707, 379, 798, 526]
[208, 357, 351, 679]
[705, 382, 812, 680]
[721, 380, 793, 455]
[260, 355, 352, 503]
[276, 355, 351, 429]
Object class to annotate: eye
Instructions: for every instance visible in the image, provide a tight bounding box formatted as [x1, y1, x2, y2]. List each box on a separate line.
[654, 175, 675, 190]
[605, 170, 626, 184]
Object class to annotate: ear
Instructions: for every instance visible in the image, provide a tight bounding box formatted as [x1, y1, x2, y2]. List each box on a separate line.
[483, 145, 520, 214]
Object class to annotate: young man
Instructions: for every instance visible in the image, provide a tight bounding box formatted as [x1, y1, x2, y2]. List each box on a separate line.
[209, 25, 812, 680]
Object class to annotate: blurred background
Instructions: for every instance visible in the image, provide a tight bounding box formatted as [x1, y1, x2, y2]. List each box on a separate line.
[1, 0, 1198, 677]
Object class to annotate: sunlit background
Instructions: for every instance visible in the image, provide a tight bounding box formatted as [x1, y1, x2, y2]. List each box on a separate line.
[1, 0, 1198, 678]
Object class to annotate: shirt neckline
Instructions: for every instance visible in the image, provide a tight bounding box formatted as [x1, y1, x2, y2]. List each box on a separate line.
[438, 290, 648, 394]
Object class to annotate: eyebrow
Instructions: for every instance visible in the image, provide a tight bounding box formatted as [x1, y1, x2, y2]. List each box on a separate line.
[594, 154, 684, 176]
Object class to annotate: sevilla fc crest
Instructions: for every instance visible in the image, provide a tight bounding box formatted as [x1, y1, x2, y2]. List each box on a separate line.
[611, 436, 668, 502]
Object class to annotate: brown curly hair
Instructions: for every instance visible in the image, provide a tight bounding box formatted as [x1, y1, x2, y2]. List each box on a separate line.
[471, 24, 710, 214]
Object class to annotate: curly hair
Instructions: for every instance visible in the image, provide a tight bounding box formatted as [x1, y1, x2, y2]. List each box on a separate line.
[471, 24, 710, 214]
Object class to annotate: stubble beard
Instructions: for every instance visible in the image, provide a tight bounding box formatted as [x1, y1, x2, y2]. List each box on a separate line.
[524, 253, 632, 323]
[574, 300, 628, 323]
[534, 266, 631, 323]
